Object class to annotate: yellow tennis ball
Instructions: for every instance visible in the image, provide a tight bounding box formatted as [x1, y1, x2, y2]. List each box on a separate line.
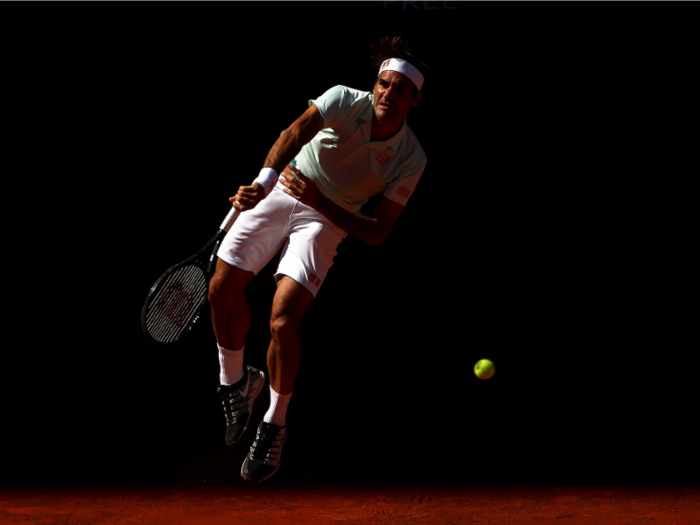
[474, 359, 495, 380]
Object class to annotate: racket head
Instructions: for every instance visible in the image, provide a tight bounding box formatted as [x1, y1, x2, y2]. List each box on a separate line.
[141, 261, 209, 346]
[141, 231, 224, 346]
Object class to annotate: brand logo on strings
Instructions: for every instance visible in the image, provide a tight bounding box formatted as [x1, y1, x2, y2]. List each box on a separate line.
[156, 281, 195, 328]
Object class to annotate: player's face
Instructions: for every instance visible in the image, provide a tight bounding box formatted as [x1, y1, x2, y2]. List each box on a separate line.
[372, 71, 422, 123]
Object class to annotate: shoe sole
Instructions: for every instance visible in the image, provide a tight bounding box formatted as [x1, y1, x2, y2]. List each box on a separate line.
[240, 462, 280, 483]
[226, 371, 266, 448]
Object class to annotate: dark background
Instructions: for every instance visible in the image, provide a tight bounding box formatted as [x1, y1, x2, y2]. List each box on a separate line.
[4, 4, 695, 488]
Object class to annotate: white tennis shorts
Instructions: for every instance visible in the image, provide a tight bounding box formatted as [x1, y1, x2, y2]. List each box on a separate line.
[217, 182, 346, 297]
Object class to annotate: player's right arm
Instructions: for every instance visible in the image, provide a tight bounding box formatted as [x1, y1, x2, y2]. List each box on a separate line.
[264, 104, 325, 174]
[231, 105, 325, 212]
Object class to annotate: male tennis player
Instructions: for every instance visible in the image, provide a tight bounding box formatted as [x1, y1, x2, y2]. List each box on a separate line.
[208, 36, 428, 482]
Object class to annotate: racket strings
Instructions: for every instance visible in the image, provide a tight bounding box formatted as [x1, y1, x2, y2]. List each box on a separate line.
[146, 264, 208, 344]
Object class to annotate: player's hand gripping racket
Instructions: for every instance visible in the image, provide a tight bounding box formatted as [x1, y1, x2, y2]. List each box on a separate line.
[141, 207, 240, 346]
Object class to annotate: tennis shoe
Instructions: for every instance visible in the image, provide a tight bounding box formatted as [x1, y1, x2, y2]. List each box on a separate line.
[241, 422, 287, 482]
[217, 366, 265, 447]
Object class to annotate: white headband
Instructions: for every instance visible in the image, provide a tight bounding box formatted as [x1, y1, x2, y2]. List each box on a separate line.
[378, 58, 424, 92]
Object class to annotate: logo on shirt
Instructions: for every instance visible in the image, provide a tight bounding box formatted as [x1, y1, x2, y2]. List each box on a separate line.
[376, 152, 390, 165]
[398, 187, 412, 198]
[309, 273, 322, 288]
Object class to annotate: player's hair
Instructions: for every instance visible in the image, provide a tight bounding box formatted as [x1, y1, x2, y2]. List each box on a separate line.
[369, 36, 429, 97]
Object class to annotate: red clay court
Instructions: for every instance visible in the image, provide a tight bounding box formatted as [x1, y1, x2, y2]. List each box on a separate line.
[3, 484, 700, 524]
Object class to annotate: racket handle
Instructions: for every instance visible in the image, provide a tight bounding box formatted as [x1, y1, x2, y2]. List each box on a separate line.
[220, 207, 241, 232]
[207, 238, 223, 274]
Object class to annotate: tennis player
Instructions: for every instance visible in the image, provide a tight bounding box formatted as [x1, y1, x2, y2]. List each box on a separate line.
[208, 36, 428, 482]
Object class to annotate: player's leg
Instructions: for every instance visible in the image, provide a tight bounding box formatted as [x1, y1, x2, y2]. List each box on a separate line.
[208, 259, 266, 447]
[208, 258, 254, 354]
[264, 211, 342, 425]
[241, 276, 313, 482]
[267, 276, 314, 397]
[241, 200, 346, 482]
[209, 187, 294, 448]
[209, 258, 254, 389]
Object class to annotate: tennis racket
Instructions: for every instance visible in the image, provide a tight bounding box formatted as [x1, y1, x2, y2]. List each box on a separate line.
[141, 206, 240, 346]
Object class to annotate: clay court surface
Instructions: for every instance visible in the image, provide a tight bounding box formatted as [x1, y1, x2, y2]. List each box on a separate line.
[3, 484, 700, 524]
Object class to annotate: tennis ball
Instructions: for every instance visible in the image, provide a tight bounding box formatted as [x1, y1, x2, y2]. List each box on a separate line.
[474, 359, 495, 380]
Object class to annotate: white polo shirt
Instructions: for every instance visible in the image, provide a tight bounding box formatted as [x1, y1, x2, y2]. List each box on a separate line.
[294, 85, 427, 214]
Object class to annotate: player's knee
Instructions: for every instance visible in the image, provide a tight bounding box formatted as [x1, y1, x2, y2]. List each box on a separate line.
[207, 281, 225, 308]
[208, 262, 251, 309]
[269, 314, 301, 345]
[209, 276, 240, 310]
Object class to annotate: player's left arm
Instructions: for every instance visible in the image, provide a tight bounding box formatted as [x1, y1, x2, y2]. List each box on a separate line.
[280, 165, 405, 246]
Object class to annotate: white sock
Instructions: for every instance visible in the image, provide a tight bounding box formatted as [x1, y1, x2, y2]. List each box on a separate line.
[218, 343, 244, 386]
[263, 386, 292, 427]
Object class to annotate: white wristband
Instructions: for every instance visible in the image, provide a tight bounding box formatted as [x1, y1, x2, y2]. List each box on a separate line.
[252, 167, 278, 197]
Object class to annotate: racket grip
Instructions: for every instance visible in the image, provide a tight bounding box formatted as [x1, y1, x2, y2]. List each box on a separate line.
[207, 238, 223, 274]
[220, 207, 241, 232]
